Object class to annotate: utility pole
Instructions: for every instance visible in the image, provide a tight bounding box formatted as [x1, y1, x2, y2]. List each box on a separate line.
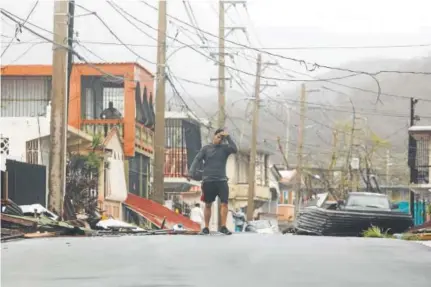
[48, 0, 69, 216]
[66, 0, 75, 109]
[218, 0, 226, 128]
[294, 84, 306, 218]
[408, 97, 419, 219]
[408, 97, 419, 184]
[284, 104, 291, 162]
[295, 86, 306, 207]
[246, 54, 262, 221]
[386, 149, 391, 186]
[152, 0, 167, 205]
[211, 0, 245, 229]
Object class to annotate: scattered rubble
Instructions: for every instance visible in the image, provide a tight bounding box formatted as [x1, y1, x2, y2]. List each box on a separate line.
[1, 201, 203, 242]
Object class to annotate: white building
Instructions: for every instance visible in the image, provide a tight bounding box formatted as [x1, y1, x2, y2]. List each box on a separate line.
[0, 76, 52, 170]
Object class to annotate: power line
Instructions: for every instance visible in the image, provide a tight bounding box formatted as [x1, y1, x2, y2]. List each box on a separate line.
[3, 41, 42, 65]
[0, 8, 125, 83]
[74, 3, 156, 65]
[139, 0, 431, 77]
[106, 1, 376, 84]
[13, 39, 429, 51]
[1, 1, 39, 57]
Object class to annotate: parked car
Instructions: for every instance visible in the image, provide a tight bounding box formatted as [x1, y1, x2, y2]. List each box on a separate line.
[295, 192, 413, 236]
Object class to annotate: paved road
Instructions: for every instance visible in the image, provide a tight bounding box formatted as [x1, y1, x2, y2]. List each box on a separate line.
[2, 234, 431, 287]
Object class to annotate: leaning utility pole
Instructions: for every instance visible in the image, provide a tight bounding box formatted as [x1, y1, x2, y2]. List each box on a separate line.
[152, 0, 167, 204]
[294, 84, 306, 218]
[48, 0, 69, 216]
[246, 54, 262, 221]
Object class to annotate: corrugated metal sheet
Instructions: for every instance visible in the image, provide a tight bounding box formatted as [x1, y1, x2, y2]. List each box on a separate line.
[124, 193, 200, 231]
[1, 76, 51, 117]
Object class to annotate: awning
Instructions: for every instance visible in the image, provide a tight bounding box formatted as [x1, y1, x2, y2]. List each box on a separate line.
[124, 193, 200, 231]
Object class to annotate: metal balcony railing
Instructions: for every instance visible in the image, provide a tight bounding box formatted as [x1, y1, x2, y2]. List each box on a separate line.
[80, 119, 124, 139]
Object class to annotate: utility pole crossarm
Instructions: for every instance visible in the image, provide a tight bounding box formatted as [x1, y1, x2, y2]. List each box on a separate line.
[224, 26, 246, 37]
[222, 0, 247, 12]
[259, 82, 277, 94]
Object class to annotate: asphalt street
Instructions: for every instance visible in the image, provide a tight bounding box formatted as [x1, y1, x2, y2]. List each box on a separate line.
[2, 234, 431, 287]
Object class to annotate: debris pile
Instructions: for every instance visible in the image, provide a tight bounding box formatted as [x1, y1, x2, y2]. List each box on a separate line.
[1, 199, 90, 242]
[1, 199, 202, 242]
[404, 220, 431, 241]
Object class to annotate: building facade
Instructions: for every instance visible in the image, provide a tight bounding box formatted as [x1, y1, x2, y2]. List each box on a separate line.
[1, 63, 155, 203]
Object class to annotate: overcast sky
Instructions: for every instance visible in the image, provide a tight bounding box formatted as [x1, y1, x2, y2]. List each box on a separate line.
[1, 0, 431, 99]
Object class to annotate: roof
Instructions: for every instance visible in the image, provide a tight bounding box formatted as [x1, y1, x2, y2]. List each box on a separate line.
[102, 127, 121, 146]
[237, 148, 273, 156]
[27, 125, 93, 143]
[409, 126, 431, 132]
[165, 111, 203, 125]
[124, 193, 200, 231]
[1, 62, 154, 78]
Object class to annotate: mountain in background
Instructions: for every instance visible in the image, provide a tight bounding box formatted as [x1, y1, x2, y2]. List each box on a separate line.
[169, 55, 431, 183]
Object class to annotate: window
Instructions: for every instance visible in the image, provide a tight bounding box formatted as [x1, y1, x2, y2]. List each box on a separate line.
[346, 194, 390, 209]
[84, 88, 95, 119]
[81, 76, 124, 120]
[103, 87, 124, 116]
[1, 76, 51, 117]
[26, 139, 39, 164]
[0, 136, 10, 155]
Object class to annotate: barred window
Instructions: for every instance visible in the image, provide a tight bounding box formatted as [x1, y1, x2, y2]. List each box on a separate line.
[0, 136, 10, 155]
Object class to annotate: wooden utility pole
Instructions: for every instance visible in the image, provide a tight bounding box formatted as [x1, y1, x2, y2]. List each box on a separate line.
[48, 0, 69, 216]
[152, 0, 167, 204]
[386, 149, 391, 186]
[294, 84, 306, 218]
[246, 54, 262, 221]
[284, 104, 291, 162]
[213, 0, 226, 230]
[218, 0, 226, 128]
[66, 0, 75, 110]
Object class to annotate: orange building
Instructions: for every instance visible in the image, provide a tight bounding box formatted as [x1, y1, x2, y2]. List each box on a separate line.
[1, 62, 155, 198]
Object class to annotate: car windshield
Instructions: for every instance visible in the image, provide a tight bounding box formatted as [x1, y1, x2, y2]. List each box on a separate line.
[346, 194, 390, 209]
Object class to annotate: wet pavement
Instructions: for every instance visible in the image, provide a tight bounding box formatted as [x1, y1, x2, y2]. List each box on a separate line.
[2, 234, 431, 287]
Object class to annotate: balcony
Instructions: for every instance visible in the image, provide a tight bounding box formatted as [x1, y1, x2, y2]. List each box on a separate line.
[229, 183, 271, 201]
[80, 119, 124, 138]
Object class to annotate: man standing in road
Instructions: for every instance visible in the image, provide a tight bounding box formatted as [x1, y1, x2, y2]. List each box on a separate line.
[188, 128, 238, 235]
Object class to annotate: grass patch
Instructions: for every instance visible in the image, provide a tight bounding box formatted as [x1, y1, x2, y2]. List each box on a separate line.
[362, 225, 393, 238]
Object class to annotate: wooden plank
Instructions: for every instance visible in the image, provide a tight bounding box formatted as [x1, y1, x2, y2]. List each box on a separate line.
[24, 232, 56, 239]
[1, 214, 36, 227]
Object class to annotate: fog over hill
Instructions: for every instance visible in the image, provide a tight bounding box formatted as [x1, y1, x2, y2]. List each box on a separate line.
[168, 56, 431, 180]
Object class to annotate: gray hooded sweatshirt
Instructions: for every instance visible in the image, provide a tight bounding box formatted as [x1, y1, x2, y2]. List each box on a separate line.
[188, 135, 238, 182]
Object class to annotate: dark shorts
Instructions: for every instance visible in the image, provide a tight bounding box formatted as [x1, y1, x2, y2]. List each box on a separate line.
[201, 181, 229, 204]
